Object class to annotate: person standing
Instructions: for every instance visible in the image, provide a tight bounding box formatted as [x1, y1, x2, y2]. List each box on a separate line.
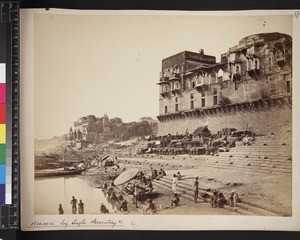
[134, 184, 139, 207]
[193, 177, 199, 203]
[210, 191, 218, 208]
[70, 196, 78, 214]
[78, 200, 84, 214]
[172, 174, 179, 195]
[58, 204, 64, 215]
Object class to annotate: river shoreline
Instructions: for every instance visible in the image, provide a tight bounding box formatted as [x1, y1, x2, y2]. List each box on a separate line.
[34, 150, 291, 216]
[80, 153, 291, 216]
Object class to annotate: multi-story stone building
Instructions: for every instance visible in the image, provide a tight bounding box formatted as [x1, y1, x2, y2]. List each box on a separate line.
[157, 32, 292, 135]
[99, 114, 114, 141]
[67, 114, 114, 145]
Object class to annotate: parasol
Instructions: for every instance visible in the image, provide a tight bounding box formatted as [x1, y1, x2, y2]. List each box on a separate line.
[113, 168, 139, 186]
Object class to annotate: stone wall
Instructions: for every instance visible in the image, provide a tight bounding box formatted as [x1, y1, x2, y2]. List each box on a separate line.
[157, 103, 292, 136]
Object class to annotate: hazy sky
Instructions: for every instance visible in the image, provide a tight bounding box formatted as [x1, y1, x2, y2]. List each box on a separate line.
[34, 13, 292, 139]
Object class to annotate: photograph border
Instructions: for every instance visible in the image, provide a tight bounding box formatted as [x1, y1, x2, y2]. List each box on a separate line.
[21, 7, 299, 230]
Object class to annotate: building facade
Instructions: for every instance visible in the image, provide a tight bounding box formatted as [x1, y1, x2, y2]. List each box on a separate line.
[67, 114, 114, 145]
[157, 32, 292, 135]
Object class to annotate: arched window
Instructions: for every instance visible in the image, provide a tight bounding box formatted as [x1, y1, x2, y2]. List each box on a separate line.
[190, 93, 194, 109]
[201, 92, 205, 107]
[171, 82, 174, 90]
[269, 52, 274, 69]
[164, 84, 169, 92]
[276, 45, 284, 60]
[217, 69, 224, 82]
[175, 97, 179, 112]
[213, 88, 218, 106]
[187, 79, 191, 89]
[254, 58, 259, 69]
[163, 70, 167, 77]
[236, 65, 240, 74]
[248, 59, 253, 70]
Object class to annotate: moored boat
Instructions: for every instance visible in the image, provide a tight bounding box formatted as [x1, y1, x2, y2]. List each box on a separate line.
[34, 167, 85, 178]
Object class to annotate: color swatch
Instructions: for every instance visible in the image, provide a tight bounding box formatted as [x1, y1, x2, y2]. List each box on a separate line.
[0, 1, 19, 228]
[0, 23, 8, 205]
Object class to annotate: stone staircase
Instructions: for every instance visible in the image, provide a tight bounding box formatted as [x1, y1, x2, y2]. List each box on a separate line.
[152, 175, 287, 216]
[199, 134, 292, 175]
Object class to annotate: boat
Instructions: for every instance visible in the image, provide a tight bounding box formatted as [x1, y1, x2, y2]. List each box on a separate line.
[34, 167, 85, 178]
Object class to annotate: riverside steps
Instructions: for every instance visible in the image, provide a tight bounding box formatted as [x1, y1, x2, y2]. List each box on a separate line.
[152, 175, 286, 216]
[117, 129, 292, 216]
[200, 133, 292, 175]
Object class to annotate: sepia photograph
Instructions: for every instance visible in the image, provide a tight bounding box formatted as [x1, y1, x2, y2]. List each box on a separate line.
[20, 9, 300, 231]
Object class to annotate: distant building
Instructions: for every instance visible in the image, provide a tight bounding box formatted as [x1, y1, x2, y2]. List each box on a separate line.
[75, 140, 88, 149]
[139, 117, 159, 135]
[139, 117, 158, 124]
[157, 32, 292, 135]
[67, 114, 114, 145]
[99, 114, 114, 141]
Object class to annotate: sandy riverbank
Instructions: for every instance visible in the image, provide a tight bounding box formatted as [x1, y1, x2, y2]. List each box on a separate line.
[81, 153, 291, 216]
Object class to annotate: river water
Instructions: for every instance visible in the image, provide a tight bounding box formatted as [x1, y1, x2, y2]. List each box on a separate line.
[35, 176, 113, 215]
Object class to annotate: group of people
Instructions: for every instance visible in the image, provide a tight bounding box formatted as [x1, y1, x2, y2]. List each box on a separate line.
[57, 169, 240, 215]
[210, 190, 239, 208]
[192, 175, 240, 209]
[210, 192, 227, 208]
[150, 168, 167, 180]
[70, 196, 84, 214]
[58, 196, 84, 215]
[58, 184, 131, 215]
[102, 183, 129, 212]
[136, 168, 166, 182]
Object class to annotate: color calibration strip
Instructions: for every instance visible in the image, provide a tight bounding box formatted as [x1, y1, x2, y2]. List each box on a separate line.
[0, 1, 19, 229]
[0, 21, 7, 206]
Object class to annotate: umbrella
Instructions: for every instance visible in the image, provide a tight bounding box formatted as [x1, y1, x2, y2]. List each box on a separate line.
[114, 168, 139, 186]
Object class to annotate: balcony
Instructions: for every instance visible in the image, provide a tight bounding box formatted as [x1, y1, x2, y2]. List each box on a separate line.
[160, 90, 169, 98]
[157, 78, 170, 86]
[195, 82, 209, 92]
[232, 73, 241, 82]
[169, 73, 180, 80]
[159, 76, 169, 83]
[247, 68, 260, 79]
[275, 52, 285, 63]
[171, 85, 181, 95]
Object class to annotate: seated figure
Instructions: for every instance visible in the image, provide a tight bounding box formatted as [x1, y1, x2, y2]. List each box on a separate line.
[171, 193, 180, 207]
[217, 192, 227, 208]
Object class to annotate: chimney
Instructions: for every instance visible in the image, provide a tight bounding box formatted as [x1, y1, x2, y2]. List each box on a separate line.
[199, 49, 204, 55]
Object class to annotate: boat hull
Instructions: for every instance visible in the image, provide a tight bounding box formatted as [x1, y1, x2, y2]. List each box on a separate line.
[34, 169, 85, 178]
